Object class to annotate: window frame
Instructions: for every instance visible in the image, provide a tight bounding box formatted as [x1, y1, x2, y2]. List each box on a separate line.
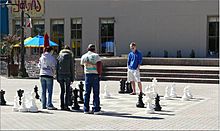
[99, 17, 115, 55]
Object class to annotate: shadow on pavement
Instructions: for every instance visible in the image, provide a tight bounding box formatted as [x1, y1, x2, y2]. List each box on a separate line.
[38, 110, 54, 114]
[101, 111, 164, 120]
[0, 104, 13, 107]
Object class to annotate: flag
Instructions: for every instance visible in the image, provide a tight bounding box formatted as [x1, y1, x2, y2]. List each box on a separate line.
[26, 17, 32, 28]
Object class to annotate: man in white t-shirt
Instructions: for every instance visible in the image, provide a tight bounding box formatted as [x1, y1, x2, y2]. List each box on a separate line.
[81, 44, 102, 114]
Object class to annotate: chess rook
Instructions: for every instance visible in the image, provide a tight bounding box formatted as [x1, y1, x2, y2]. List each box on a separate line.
[125, 81, 133, 93]
[118, 79, 126, 94]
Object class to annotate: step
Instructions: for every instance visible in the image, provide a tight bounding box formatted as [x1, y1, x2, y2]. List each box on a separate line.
[103, 71, 219, 79]
[102, 76, 219, 84]
[104, 67, 219, 74]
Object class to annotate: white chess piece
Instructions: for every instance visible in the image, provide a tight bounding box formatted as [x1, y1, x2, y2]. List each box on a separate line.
[186, 86, 193, 99]
[103, 84, 111, 99]
[151, 78, 158, 91]
[28, 91, 38, 112]
[182, 87, 190, 101]
[12, 96, 19, 112]
[145, 87, 156, 114]
[18, 95, 28, 112]
[170, 84, 177, 98]
[164, 86, 171, 100]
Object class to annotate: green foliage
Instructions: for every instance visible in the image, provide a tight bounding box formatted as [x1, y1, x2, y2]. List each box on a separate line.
[1, 35, 20, 64]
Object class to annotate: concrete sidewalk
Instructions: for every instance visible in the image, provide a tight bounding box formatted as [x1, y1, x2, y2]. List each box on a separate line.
[0, 76, 219, 130]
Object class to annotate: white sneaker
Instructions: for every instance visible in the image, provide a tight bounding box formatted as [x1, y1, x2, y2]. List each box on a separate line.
[93, 111, 104, 115]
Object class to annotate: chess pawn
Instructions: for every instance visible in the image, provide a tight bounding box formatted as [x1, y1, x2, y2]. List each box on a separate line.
[78, 81, 84, 104]
[119, 79, 126, 94]
[136, 93, 145, 108]
[154, 94, 162, 111]
[170, 85, 177, 98]
[182, 87, 190, 101]
[29, 92, 38, 113]
[186, 86, 193, 99]
[18, 96, 28, 112]
[34, 85, 40, 100]
[164, 86, 171, 100]
[12, 96, 19, 112]
[0, 90, 7, 105]
[103, 85, 111, 99]
[72, 88, 80, 110]
[152, 78, 158, 86]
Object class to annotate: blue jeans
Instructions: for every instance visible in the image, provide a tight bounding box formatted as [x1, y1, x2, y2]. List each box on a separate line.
[40, 76, 54, 108]
[58, 77, 71, 108]
[84, 74, 101, 112]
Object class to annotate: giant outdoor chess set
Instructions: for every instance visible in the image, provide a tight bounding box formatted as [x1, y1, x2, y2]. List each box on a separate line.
[101, 78, 203, 116]
[0, 78, 204, 117]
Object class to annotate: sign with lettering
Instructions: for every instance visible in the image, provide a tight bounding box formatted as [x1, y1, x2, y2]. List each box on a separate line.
[11, 0, 44, 17]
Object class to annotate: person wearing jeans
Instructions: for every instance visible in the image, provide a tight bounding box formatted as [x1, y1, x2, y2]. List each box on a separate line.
[40, 77, 54, 109]
[84, 74, 101, 112]
[57, 45, 74, 111]
[81, 44, 102, 114]
[38, 46, 57, 110]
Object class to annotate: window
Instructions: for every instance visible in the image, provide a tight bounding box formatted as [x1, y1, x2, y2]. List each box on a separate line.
[32, 19, 45, 36]
[71, 18, 82, 57]
[51, 19, 64, 49]
[208, 16, 219, 57]
[100, 18, 114, 55]
[13, 20, 21, 36]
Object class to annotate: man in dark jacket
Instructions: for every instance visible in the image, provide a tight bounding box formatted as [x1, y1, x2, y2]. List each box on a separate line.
[57, 45, 74, 110]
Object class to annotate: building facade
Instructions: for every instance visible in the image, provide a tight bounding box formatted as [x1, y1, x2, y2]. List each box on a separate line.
[0, 0, 9, 39]
[8, 0, 219, 58]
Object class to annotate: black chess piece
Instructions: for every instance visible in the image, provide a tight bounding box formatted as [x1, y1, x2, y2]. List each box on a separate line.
[118, 79, 126, 94]
[78, 81, 84, 104]
[17, 89, 24, 105]
[154, 94, 162, 111]
[136, 93, 145, 108]
[72, 88, 80, 110]
[125, 81, 133, 93]
[0, 90, 6, 105]
[34, 85, 40, 100]
[68, 87, 73, 106]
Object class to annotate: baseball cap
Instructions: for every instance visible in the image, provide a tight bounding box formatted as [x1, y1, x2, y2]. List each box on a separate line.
[88, 44, 96, 50]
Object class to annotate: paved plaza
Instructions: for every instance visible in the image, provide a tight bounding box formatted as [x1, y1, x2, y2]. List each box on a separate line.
[0, 76, 219, 130]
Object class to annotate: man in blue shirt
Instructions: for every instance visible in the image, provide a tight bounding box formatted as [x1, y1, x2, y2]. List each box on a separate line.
[127, 42, 143, 95]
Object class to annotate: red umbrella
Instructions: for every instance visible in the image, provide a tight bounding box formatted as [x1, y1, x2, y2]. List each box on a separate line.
[44, 33, 49, 47]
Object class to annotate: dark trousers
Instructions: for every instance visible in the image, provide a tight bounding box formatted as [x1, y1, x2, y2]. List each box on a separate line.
[58, 77, 71, 108]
